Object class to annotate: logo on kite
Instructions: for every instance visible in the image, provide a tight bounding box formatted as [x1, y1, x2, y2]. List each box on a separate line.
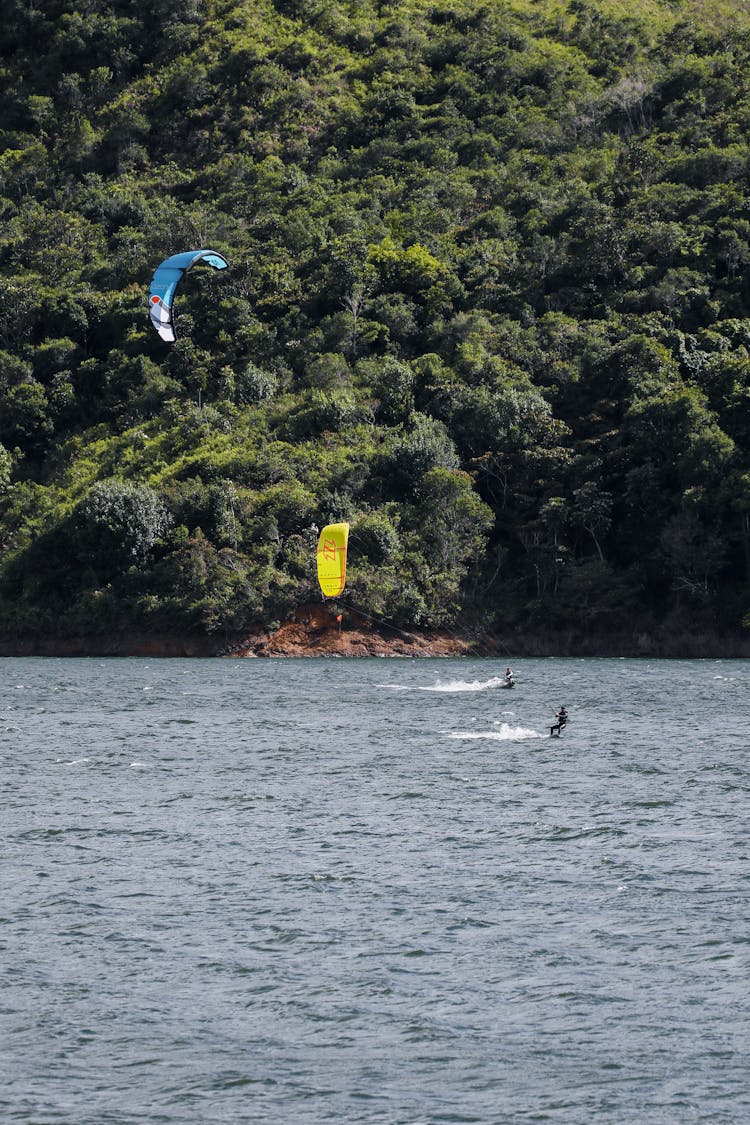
[317, 522, 349, 597]
[147, 249, 228, 343]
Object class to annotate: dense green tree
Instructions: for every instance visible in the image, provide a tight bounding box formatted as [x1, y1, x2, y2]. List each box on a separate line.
[73, 479, 172, 577]
[0, 443, 11, 493]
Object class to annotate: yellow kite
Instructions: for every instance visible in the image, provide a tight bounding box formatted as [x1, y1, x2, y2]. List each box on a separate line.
[317, 523, 349, 597]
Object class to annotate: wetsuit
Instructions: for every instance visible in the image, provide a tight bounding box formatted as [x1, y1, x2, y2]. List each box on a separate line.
[550, 710, 568, 736]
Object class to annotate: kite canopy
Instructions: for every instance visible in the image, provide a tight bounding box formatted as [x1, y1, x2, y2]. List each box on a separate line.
[148, 249, 228, 343]
[317, 523, 349, 597]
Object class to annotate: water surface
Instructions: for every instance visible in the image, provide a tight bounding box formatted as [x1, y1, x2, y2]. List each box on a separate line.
[2, 657, 749, 1122]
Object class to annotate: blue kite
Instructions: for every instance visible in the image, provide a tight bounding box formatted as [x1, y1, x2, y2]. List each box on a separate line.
[148, 249, 229, 343]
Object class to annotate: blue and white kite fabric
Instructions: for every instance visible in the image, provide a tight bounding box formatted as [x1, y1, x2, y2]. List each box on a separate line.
[148, 249, 229, 342]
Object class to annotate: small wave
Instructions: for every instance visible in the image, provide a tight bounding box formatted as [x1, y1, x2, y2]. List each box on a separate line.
[447, 723, 543, 741]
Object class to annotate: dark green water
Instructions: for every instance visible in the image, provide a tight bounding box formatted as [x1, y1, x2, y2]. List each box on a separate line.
[2, 657, 749, 1123]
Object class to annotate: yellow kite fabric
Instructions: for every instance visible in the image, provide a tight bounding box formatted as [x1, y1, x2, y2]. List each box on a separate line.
[317, 523, 349, 597]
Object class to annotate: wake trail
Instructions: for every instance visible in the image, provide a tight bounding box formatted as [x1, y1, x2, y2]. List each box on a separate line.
[382, 676, 511, 694]
[446, 723, 544, 742]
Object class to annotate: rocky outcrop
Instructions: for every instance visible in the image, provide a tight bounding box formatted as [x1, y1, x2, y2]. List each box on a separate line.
[226, 603, 476, 657]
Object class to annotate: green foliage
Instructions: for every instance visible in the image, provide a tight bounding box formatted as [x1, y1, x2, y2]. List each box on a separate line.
[0, 443, 12, 493]
[147, 532, 268, 634]
[73, 479, 173, 577]
[385, 413, 459, 498]
[373, 357, 415, 425]
[0, 380, 52, 455]
[354, 510, 399, 565]
[1, 0, 750, 640]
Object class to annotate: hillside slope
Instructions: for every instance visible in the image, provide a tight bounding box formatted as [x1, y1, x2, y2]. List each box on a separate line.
[1, 0, 749, 648]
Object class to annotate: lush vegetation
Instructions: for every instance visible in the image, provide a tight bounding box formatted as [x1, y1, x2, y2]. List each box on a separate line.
[1, 0, 750, 645]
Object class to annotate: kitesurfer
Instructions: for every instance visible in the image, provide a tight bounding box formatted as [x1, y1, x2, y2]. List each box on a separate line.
[504, 666, 515, 687]
[550, 706, 568, 736]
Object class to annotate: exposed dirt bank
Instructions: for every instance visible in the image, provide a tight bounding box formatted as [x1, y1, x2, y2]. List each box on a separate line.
[228, 604, 478, 658]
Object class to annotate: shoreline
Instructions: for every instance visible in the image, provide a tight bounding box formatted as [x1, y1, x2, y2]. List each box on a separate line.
[0, 604, 748, 658]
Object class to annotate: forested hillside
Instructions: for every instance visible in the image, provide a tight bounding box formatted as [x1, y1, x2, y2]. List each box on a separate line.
[1, 0, 750, 649]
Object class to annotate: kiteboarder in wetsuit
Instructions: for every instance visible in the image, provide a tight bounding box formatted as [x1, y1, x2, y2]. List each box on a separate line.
[550, 706, 568, 736]
[505, 666, 515, 687]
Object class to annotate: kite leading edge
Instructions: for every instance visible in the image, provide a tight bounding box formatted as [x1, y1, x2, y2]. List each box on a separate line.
[148, 249, 229, 343]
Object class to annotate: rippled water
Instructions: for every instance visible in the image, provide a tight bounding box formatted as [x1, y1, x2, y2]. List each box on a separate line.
[2, 656, 749, 1123]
